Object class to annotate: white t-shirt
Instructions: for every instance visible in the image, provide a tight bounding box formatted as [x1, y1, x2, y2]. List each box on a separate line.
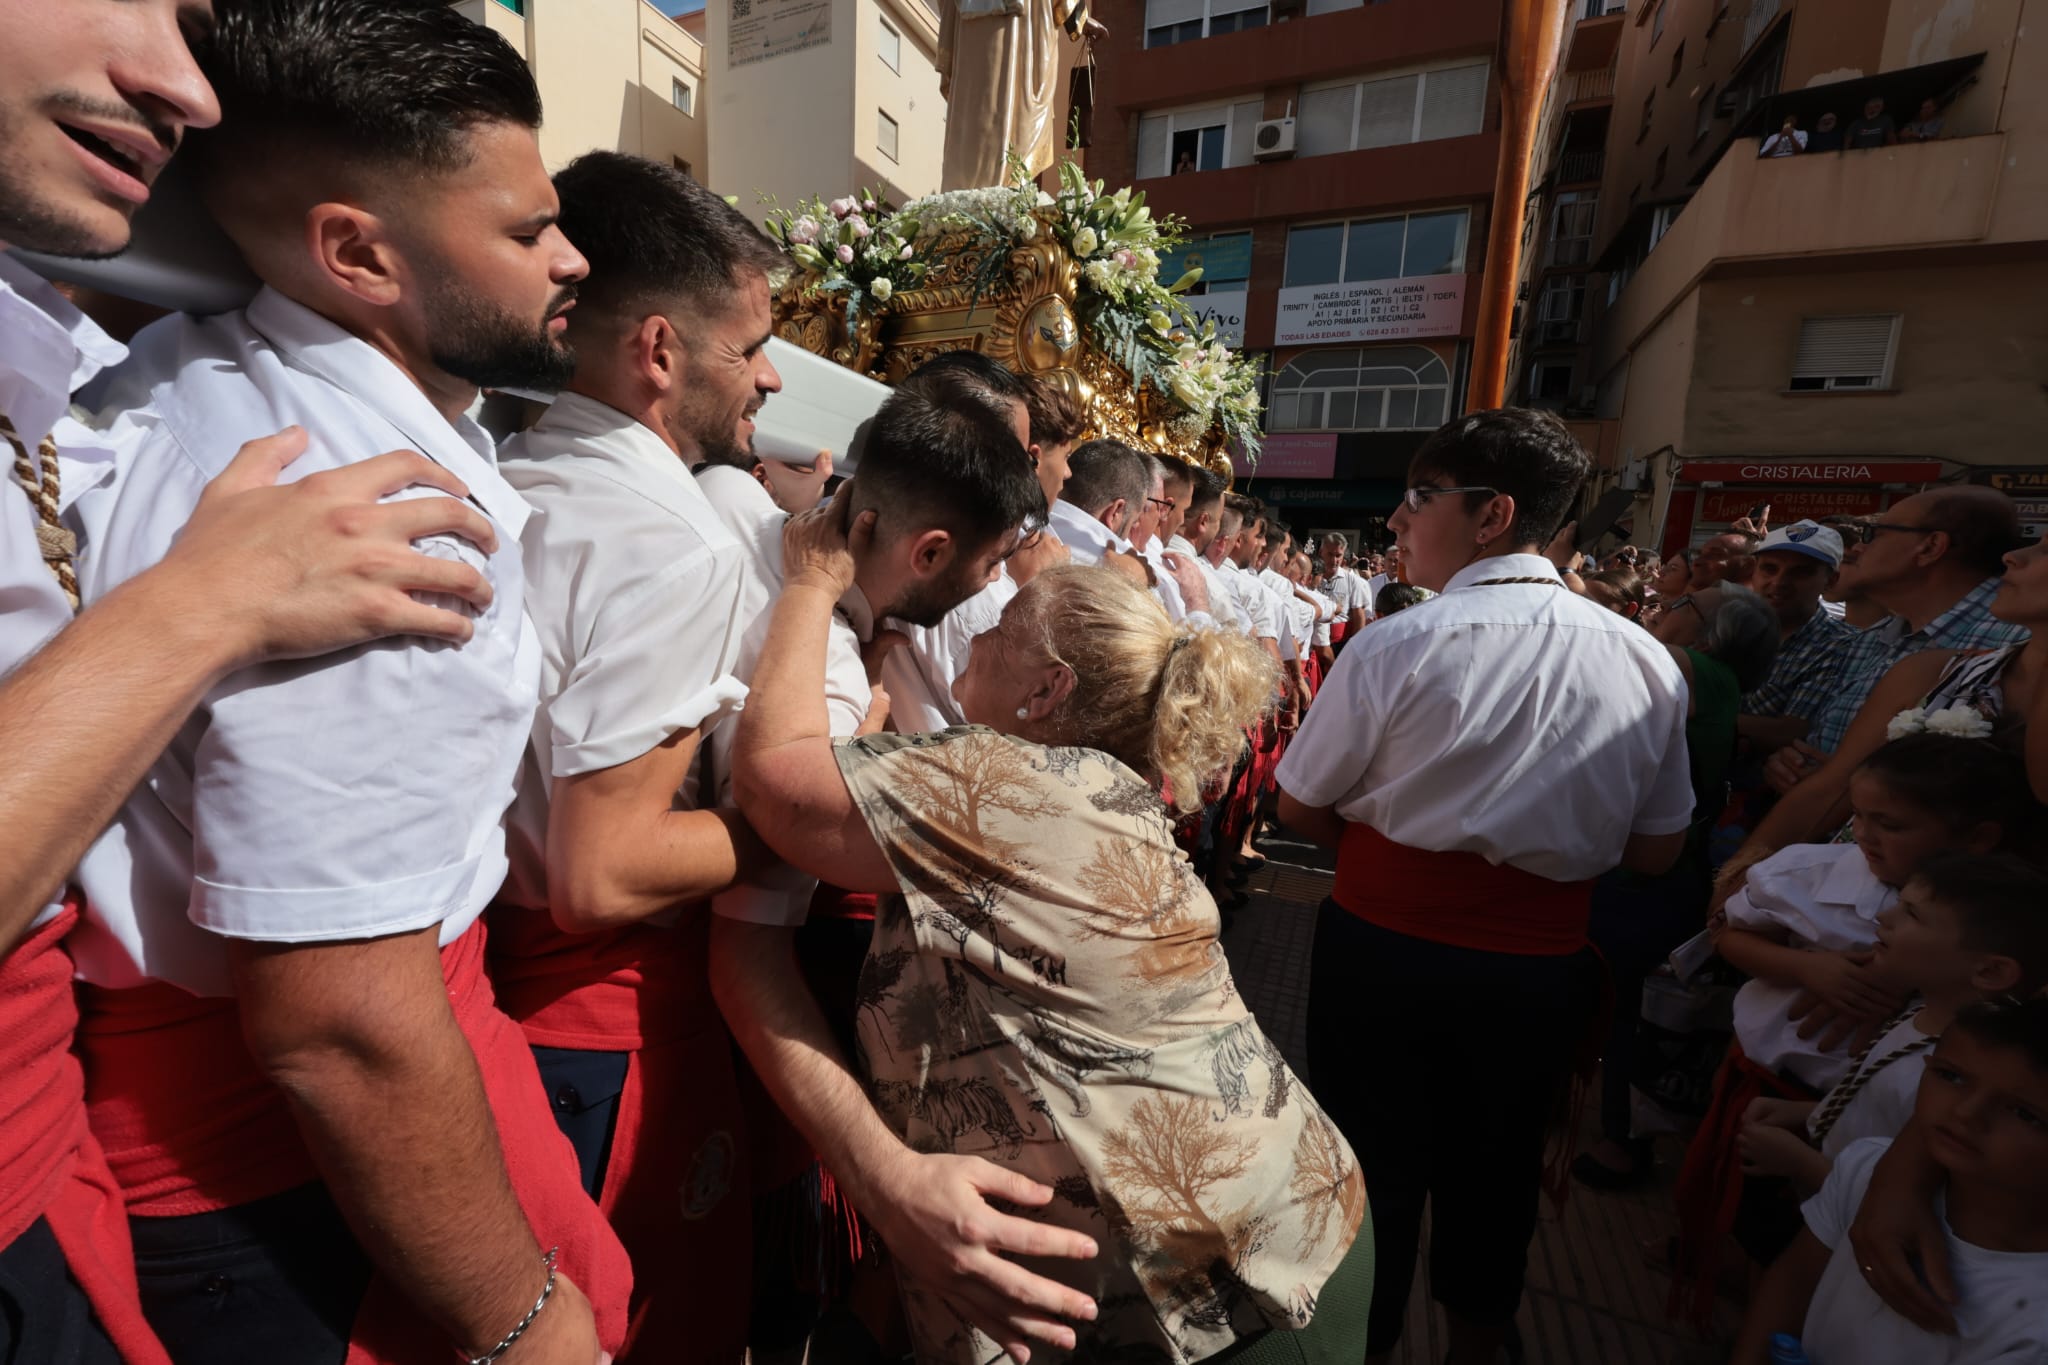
[1277, 554, 1695, 883]
[70, 287, 538, 997]
[1724, 842, 1897, 1088]
[1762, 129, 1810, 157]
[1802, 1138, 2048, 1365]
[881, 565, 1017, 733]
[1046, 498, 1129, 567]
[0, 255, 126, 932]
[707, 510, 878, 927]
[1364, 572, 1391, 614]
[1809, 1009, 1937, 1159]
[494, 392, 751, 910]
[694, 460, 779, 547]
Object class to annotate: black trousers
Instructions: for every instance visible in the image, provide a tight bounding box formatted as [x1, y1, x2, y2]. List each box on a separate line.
[530, 1045, 631, 1200]
[129, 1182, 372, 1365]
[1305, 902, 1599, 1355]
[1586, 860, 1710, 1144]
[0, 1219, 122, 1365]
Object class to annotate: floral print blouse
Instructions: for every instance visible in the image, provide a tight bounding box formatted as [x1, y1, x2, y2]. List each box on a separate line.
[833, 726, 1366, 1365]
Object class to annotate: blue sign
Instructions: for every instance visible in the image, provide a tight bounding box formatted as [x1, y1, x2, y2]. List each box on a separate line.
[1161, 234, 1253, 288]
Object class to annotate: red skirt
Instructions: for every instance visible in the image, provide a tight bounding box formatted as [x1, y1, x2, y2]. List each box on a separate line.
[0, 905, 167, 1364]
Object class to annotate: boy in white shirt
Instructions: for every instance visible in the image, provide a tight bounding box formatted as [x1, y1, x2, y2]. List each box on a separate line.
[1733, 996, 2048, 1365]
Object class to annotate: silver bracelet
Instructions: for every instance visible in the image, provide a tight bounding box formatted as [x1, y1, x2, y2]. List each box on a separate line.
[466, 1247, 559, 1365]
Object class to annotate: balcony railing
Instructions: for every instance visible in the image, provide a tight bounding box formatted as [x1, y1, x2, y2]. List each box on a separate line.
[1741, 0, 1782, 56]
[1564, 67, 1616, 104]
[1558, 148, 1604, 182]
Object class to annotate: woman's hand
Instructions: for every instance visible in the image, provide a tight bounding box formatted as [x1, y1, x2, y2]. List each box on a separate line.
[1796, 949, 1904, 1022]
[1736, 1121, 1826, 1187]
[781, 483, 870, 596]
[1742, 1097, 1814, 1134]
[1847, 1123, 1958, 1333]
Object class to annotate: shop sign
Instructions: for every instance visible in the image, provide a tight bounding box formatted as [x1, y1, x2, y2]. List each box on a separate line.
[1698, 490, 1883, 522]
[1677, 460, 1944, 485]
[1159, 237, 1255, 290]
[1235, 433, 1337, 480]
[1184, 290, 1247, 349]
[1983, 471, 2048, 493]
[1249, 483, 1390, 509]
[1273, 273, 1466, 345]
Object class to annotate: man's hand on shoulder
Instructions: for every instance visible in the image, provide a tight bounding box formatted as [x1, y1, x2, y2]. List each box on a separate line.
[156, 427, 499, 670]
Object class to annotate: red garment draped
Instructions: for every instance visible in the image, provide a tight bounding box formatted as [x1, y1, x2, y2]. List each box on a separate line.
[0, 903, 168, 1364]
[1333, 822, 1596, 956]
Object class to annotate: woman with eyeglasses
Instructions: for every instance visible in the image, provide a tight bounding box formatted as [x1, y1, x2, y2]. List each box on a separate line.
[1274, 409, 1696, 1365]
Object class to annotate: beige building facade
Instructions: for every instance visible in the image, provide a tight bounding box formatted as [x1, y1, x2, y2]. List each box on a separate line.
[457, 0, 710, 177]
[1511, 0, 2047, 553]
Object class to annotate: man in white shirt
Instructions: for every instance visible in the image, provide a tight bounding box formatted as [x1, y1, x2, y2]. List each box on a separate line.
[1045, 437, 1145, 569]
[1315, 534, 1370, 642]
[490, 152, 785, 1361]
[710, 386, 1094, 1355]
[1171, 467, 1251, 636]
[0, 4, 516, 1359]
[67, 6, 624, 1360]
[1278, 408, 1692, 1365]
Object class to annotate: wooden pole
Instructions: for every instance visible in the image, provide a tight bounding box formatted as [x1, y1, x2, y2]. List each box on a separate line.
[1466, 0, 1569, 412]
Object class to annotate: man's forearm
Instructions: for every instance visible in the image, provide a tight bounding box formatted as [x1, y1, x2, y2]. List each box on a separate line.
[1736, 712, 1810, 748]
[235, 932, 555, 1355]
[0, 570, 239, 950]
[708, 918, 908, 1201]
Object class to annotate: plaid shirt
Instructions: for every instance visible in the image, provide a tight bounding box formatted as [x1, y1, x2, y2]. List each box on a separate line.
[1806, 576, 2031, 753]
[1742, 605, 1856, 721]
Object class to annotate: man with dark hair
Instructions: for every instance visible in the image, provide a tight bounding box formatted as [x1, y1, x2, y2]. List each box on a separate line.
[1171, 466, 1252, 635]
[0, 2, 517, 1359]
[489, 149, 785, 1361]
[69, 2, 626, 1360]
[708, 386, 1097, 1356]
[1278, 408, 1692, 1365]
[1048, 437, 1148, 562]
[1022, 372, 1088, 505]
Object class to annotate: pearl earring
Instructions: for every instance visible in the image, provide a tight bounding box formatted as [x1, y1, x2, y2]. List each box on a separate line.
[1016, 707, 1030, 719]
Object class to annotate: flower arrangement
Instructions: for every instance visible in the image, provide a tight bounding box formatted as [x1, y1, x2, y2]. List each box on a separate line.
[763, 188, 925, 325]
[1885, 703, 1996, 741]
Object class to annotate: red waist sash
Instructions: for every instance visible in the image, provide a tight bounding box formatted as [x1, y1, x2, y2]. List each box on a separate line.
[2, 902, 170, 1363]
[486, 907, 720, 1051]
[1333, 823, 1596, 956]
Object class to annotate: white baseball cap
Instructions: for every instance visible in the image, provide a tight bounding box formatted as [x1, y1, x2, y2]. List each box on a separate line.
[1757, 519, 1845, 569]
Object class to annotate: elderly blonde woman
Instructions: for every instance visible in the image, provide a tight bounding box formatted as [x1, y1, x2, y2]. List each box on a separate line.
[730, 493, 1372, 1365]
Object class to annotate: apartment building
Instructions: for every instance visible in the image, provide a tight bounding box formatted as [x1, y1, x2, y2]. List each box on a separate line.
[1088, 0, 1508, 546]
[458, 0, 711, 177]
[1515, 0, 2046, 553]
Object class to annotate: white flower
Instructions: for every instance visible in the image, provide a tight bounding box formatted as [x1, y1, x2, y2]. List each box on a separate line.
[848, 215, 871, 238]
[1885, 707, 1928, 740]
[836, 243, 855, 264]
[1924, 704, 1994, 739]
[828, 196, 858, 219]
[1018, 216, 1038, 241]
[899, 244, 914, 259]
[1035, 190, 1056, 207]
[789, 214, 821, 245]
[870, 276, 893, 302]
[1073, 226, 1099, 257]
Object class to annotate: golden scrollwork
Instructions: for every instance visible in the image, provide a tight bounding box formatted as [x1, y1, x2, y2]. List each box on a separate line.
[771, 212, 1233, 479]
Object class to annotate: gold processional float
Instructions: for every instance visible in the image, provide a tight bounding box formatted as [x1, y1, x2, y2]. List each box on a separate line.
[760, 161, 1265, 480]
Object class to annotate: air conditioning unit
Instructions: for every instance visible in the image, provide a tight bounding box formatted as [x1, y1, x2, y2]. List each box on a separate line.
[1253, 118, 1297, 161]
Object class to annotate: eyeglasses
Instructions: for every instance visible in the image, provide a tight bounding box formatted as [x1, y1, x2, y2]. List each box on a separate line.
[1839, 520, 1939, 546]
[1665, 593, 1708, 623]
[1145, 496, 1177, 513]
[1401, 484, 1498, 515]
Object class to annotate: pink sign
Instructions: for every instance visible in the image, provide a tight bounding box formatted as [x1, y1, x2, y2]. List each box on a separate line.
[1233, 433, 1337, 480]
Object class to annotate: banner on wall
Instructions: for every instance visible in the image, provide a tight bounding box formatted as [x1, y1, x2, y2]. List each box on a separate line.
[730, 0, 832, 69]
[1183, 290, 1247, 348]
[1159, 236, 1254, 289]
[1273, 272, 1467, 345]
[1233, 433, 1337, 480]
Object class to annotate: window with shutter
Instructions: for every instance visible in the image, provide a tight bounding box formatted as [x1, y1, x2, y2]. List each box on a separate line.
[1417, 64, 1488, 142]
[1137, 115, 1170, 178]
[1298, 85, 1359, 157]
[1144, 0, 1205, 46]
[1789, 316, 1900, 391]
[1355, 73, 1419, 148]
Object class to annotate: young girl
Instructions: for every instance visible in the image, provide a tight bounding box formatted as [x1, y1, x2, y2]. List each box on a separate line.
[1672, 736, 2031, 1312]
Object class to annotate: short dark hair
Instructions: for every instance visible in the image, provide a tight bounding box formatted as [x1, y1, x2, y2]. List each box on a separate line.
[849, 387, 1043, 554]
[192, 0, 540, 181]
[1184, 466, 1226, 518]
[1947, 996, 2048, 1077]
[1921, 486, 2025, 577]
[1155, 456, 1197, 498]
[551, 152, 781, 328]
[1375, 583, 1432, 616]
[1910, 852, 2048, 991]
[1263, 525, 1290, 553]
[899, 350, 1033, 408]
[1023, 374, 1090, 447]
[1061, 440, 1150, 518]
[1409, 407, 1589, 548]
[1857, 735, 2035, 848]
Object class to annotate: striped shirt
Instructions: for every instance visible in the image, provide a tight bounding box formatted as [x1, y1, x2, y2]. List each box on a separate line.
[1806, 577, 2030, 753]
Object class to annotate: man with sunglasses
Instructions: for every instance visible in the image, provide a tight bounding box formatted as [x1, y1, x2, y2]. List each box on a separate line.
[1759, 487, 2027, 795]
[1276, 408, 1693, 1365]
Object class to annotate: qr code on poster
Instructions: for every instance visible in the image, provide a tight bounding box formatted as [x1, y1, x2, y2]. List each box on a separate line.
[733, 0, 751, 15]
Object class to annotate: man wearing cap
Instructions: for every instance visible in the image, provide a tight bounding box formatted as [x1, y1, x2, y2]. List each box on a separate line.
[1736, 520, 1856, 751]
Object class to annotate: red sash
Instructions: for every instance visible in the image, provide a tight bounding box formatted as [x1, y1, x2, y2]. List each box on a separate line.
[80, 923, 631, 1360]
[1, 903, 169, 1364]
[488, 910, 747, 1364]
[1328, 619, 1348, 644]
[1333, 823, 1596, 956]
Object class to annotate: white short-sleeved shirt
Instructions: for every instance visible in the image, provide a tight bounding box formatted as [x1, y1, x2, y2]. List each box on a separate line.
[881, 565, 1017, 733]
[694, 460, 780, 548]
[1277, 554, 1695, 883]
[1809, 1009, 1935, 1158]
[1046, 498, 1130, 568]
[708, 510, 876, 927]
[1219, 559, 1283, 644]
[1725, 842, 1897, 1087]
[0, 256, 127, 932]
[68, 287, 539, 997]
[1365, 572, 1390, 610]
[494, 392, 751, 910]
[1801, 1138, 2048, 1364]
[1170, 535, 1248, 634]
